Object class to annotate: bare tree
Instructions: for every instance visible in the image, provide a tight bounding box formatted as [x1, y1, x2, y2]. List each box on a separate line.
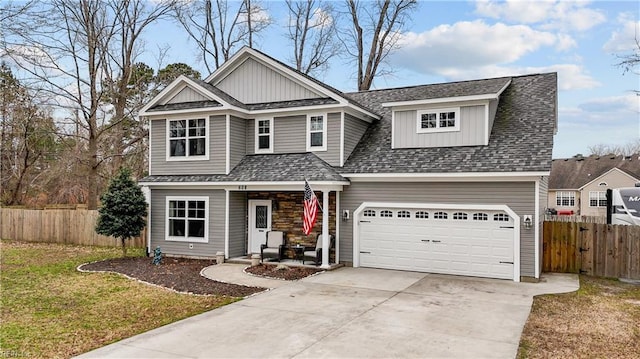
[174, 0, 271, 72]
[340, 0, 417, 91]
[615, 36, 640, 95]
[286, 0, 339, 76]
[588, 139, 640, 157]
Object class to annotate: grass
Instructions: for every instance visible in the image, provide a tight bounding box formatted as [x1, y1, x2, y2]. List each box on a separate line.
[518, 275, 640, 359]
[0, 240, 238, 358]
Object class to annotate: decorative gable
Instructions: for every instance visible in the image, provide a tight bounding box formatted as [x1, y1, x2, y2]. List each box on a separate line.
[166, 86, 211, 104]
[213, 57, 323, 104]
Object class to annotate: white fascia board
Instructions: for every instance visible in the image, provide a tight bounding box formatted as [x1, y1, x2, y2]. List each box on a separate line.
[578, 167, 640, 191]
[139, 76, 188, 114]
[496, 79, 512, 96]
[344, 172, 550, 182]
[344, 107, 377, 123]
[381, 93, 500, 108]
[138, 181, 349, 190]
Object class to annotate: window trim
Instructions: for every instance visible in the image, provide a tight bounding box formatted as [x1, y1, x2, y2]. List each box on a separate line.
[306, 113, 327, 152]
[165, 196, 209, 243]
[556, 191, 576, 207]
[254, 117, 274, 154]
[165, 118, 209, 161]
[416, 107, 460, 133]
[589, 191, 607, 207]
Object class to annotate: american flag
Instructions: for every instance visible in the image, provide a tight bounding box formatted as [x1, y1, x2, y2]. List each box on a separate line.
[303, 180, 318, 235]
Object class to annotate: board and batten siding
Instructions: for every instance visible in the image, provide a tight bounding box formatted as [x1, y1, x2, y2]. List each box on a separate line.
[166, 86, 209, 104]
[150, 115, 226, 175]
[343, 113, 370, 162]
[314, 112, 340, 166]
[150, 189, 225, 258]
[228, 192, 247, 257]
[216, 58, 321, 103]
[339, 181, 537, 277]
[229, 116, 246, 170]
[394, 105, 486, 148]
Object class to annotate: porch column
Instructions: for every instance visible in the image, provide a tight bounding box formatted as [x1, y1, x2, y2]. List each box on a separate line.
[321, 190, 330, 268]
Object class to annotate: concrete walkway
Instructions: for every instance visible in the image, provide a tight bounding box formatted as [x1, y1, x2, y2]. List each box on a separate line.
[201, 263, 291, 289]
[76, 268, 578, 359]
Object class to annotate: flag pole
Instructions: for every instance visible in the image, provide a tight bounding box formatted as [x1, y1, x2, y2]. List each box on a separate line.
[304, 177, 323, 212]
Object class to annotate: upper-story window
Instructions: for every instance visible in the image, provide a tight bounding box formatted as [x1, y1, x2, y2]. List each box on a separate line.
[416, 108, 460, 133]
[168, 118, 208, 160]
[255, 118, 273, 153]
[556, 191, 575, 207]
[307, 114, 327, 151]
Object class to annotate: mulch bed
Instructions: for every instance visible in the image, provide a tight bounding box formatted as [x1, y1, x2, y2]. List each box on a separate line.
[79, 257, 264, 297]
[244, 263, 323, 280]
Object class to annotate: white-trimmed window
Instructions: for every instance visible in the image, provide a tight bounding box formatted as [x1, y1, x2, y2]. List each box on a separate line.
[416, 108, 460, 133]
[166, 197, 208, 243]
[306, 114, 327, 151]
[589, 191, 607, 207]
[167, 118, 208, 160]
[255, 118, 273, 153]
[556, 191, 575, 206]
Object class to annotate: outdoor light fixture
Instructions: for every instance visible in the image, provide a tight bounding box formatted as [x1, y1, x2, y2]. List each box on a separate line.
[342, 210, 350, 221]
[523, 215, 533, 230]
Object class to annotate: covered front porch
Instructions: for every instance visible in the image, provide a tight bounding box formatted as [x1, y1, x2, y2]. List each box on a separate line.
[225, 183, 345, 269]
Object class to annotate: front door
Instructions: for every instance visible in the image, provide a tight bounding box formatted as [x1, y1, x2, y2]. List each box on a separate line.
[248, 200, 272, 254]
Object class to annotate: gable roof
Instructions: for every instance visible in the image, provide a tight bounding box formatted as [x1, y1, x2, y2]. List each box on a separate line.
[549, 154, 640, 189]
[340, 73, 558, 174]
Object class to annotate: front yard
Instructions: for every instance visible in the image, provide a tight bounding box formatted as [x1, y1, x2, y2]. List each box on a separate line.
[518, 275, 640, 358]
[0, 240, 241, 358]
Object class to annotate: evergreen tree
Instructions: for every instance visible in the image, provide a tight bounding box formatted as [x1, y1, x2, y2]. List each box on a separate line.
[96, 168, 147, 256]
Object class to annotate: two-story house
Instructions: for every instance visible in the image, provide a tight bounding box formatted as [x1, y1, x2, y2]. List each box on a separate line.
[548, 154, 640, 217]
[139, 47, 557, 282]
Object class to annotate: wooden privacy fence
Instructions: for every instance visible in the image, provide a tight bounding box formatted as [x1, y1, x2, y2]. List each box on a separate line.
[543, 221, 640, 280]
[0, 208, 145, 248]
[543, 215, 606, 224]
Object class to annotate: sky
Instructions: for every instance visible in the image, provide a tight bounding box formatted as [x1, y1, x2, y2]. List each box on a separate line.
[139, 0, 640, 159]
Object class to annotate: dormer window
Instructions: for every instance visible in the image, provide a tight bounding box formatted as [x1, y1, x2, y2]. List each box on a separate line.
[307, 114, 327, 151]
[168, 118, 208, 160]
[416, 108, 460, 133]
[255, 118, 273, 153]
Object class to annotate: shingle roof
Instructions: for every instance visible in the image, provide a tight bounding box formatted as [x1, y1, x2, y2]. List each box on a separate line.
[140, 153, 347, 183]
[147, 100, 222, 112]
[245, 97, 338, 110]
[340, 73, 557, 174]
[549, 154, 640, 189]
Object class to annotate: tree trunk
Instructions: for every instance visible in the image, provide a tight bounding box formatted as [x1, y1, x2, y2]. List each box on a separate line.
[122, 237, 127, 257]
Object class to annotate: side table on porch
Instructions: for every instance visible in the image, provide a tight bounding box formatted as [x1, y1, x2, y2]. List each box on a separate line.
[290, 244, 304, 263]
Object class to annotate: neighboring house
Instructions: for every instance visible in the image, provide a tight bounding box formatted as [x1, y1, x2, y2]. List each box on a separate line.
[548, 155, 640, 217]
[139, 47, 557, 282]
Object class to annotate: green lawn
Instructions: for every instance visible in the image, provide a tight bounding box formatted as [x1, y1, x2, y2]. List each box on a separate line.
[0, 240, 237, 358]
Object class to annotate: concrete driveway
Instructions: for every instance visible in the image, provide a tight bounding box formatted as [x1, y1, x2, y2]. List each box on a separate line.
[77, 268, 578, 359]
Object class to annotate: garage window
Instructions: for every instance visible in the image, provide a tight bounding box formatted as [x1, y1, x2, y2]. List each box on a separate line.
[493, 213, 510, 222]
[433, 211, 448, 219]
[415, 211, 429, 219]
[363, 209, 376, 217]
[473, 213, 488, 221]
[397, 210, 410, 218]
[380, 210, 393, 218]
[453, 212, 468, 220]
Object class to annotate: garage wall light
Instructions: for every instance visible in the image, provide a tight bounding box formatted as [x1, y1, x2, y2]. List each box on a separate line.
[523, 215, 533, 230]
[342, 210, 350, 221]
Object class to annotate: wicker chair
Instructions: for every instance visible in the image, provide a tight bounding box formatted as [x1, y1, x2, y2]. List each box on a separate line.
[260, 231, 286, 262]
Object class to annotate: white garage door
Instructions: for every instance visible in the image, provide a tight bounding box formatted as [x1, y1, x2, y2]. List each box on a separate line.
[358, 207, 515, 280]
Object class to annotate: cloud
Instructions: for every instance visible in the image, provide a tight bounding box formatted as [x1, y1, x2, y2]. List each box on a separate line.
[475, 0, 606, 32]
[603, 14, 640, 53]
[396, 20, 560, 68]
[577, 94, 639, 113]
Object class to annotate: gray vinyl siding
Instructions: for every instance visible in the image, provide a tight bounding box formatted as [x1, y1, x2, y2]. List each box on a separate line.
[216, 58, 321, 103]
[314, 112, 340, 166]
[150, 115, 226, 175]
[343, 113, 370, 162]
[150, 188, 225, 258]
[246, 119, 255, 154]
[228, 192, 247, 257]
[394, 105, 486, 148]
[274, 115, 306, 153]
[538, 176, 549, 277]
[167, 87, 209, 104]
[339, 181, 537, 277]
[229, 116, 246, 170]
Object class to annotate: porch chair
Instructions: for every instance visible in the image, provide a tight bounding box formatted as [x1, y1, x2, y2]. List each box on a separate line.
[303, 233, 334, 266]
[260, 231, 287, 262]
